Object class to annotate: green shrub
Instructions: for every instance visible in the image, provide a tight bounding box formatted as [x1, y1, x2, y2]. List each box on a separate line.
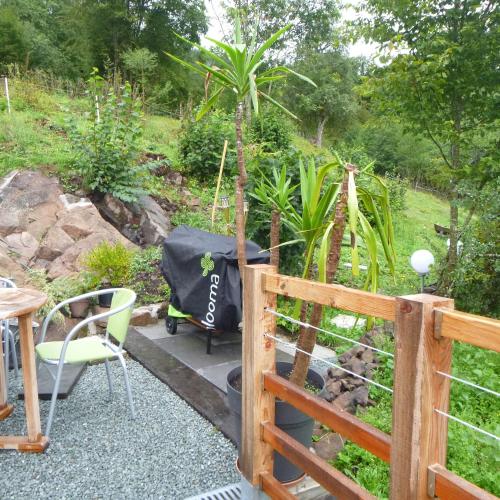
[26, 269, 65, 323]
[178, 110, 236, 181]
[82, 241, 135, 288]
[129, 245, 170, 305]
[249, 111, 292, 153]
[384, 172, 408, 213]
[69, 71, 149, 202]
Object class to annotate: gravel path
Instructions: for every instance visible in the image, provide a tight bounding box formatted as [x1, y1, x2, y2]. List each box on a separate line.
[0, 359, 239, 499]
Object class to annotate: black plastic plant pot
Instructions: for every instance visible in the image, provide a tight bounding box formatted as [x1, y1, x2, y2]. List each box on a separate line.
[227, 361, 325, 483]
[98, 291, 114, 308]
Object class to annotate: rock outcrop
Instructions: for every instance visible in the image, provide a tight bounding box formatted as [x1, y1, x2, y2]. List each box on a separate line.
[96, 193, 171, 246]
[0, 170, 136, 283]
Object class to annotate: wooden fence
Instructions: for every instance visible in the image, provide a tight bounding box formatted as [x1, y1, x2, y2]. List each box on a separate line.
[241, 264, 499, 500]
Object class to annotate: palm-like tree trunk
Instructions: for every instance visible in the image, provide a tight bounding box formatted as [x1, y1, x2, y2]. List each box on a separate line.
[270, 209, 281, 269]
[289, 171, 350, 387]
[235, 101, 247, 278]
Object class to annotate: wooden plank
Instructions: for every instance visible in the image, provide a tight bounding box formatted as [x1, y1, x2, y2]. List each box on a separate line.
[435, 308, 500, 353]
[390, 294, 454, 500]
[0, 403, 14, 420]
[264, 372, 391, 463]
[262, 422, 375, 500]
[429, 464, 498, 500]
[263, 273, 395, 321]
[241, 264, 277, 485]
[0, 288, 47, 320]
[0, 434, 49, 452]
[260, 472, 296, 500]
[18, 313, 43, 441]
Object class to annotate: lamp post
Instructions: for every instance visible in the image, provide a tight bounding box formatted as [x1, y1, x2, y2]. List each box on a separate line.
[410, 249, 435, 293]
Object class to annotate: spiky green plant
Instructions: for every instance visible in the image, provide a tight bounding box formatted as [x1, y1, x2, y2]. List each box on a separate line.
[165, 19, 315, 276]
[253, 154, 396, 386]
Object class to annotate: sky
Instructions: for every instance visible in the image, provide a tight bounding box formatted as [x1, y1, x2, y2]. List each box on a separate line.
[203, 0, 377, 58]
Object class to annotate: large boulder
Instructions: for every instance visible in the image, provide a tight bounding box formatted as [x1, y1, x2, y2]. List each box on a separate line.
[0, 170, 137, 282]
[96, 193, 171, 245]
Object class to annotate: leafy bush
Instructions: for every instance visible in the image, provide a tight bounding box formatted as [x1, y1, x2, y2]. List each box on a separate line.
[249, 111, 292, 153]
[82, 241, 135, 288]
[384, 172, 408, 213]
[69, 71, 149, 202]
[129, 245, 170, 305]
[178, 110, 236, 181]
[26, 269, 65, 323]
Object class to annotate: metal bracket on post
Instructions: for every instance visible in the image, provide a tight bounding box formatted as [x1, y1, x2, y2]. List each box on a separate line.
[240, 476, 270, 500]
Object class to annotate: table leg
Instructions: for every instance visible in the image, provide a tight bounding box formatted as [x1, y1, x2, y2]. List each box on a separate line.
[0, 324, 14, 420]
[18, 313, 43, 441]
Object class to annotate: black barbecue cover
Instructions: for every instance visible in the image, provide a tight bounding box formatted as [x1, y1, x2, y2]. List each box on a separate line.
[161, 225, 270, 331]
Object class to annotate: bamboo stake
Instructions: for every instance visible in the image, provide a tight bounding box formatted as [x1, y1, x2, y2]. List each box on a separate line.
[211, 139, 228, 227]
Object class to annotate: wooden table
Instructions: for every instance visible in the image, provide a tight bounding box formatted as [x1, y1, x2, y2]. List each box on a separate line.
[0, 288, 48, 452]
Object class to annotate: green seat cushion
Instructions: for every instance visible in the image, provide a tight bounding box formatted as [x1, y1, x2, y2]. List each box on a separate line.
[36, 336, 117, 364]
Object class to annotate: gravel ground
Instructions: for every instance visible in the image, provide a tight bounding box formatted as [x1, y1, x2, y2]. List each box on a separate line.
[0, 359, 239, 499]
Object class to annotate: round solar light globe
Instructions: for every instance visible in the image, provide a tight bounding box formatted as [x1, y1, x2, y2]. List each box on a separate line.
[410, 249, 435, 275]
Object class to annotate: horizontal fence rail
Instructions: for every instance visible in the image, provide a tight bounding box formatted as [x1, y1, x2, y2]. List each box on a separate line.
[434, 308, 500, 352]
[263, 273, 396, 321]
[241, 265, 499, 500]
[262, 422, 376, 500]
[263, 372, 391, 462]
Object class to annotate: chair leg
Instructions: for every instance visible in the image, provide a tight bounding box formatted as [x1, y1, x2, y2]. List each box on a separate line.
[45, 360, 65, 438]
[117, 354, 135, 419]
[8, 330, 18, 378]
[104, 359, 113, 399]
[3, 324, 9, 389]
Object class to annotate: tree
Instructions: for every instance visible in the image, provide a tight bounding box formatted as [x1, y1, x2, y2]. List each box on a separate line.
[123, 47, 158, 102]
[223, 0, 340, 57]
[357, 0, 499, 293]
[166, 20, 315, 276]
[0, 7, 28, 71]
[286, 50, 361, 147]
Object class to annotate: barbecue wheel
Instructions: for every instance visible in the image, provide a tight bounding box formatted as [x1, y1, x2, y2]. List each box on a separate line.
[165, 316, 177, 335]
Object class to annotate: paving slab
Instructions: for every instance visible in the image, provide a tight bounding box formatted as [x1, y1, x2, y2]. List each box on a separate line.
[18, 363, 86, 400]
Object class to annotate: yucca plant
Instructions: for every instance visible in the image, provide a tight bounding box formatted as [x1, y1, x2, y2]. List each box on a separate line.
[253, 154, 396, 386]
[165, 20, 315, 276]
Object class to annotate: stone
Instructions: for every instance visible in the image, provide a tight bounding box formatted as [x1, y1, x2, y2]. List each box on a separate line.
[95, 194, 171, 245]
[0, 246, 26, 284]
[313, 433, 344, 461]
[344, 356, 366, 376]
[327, 367, 345, 380]
[130, 303, 165, 326]
[360, 349, 375, 364]
[38, 227, 74, 260]
[166, 171, 183, 185]
[3, 231, 39, 264]
[137, 195, 171, 245]
[0, 170, 138, 284]
[325, 379, 342, 397]
[100, 193, 137, 227]
[331, 314, 366, 329]
[185, 196, 201, 208]
[0, 210, 19, 237]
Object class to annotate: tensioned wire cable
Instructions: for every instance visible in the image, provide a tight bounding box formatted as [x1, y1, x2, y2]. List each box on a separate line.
[263, 332, 393, 393]
[434, 409, 500, 442]
[265, 308, 394, 358]
[436, 371, 500, 398]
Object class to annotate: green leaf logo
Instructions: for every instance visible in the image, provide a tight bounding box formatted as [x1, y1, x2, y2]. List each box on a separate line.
[201, 252, 215, 277]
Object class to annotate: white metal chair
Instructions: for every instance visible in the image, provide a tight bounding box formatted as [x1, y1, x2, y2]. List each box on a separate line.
[37, 288, 137, 437]
[1, 278, 19, 387]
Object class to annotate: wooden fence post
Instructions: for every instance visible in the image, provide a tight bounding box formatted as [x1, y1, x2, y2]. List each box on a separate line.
[390, 294, 454, 499]
[241, 264, 277, 488]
